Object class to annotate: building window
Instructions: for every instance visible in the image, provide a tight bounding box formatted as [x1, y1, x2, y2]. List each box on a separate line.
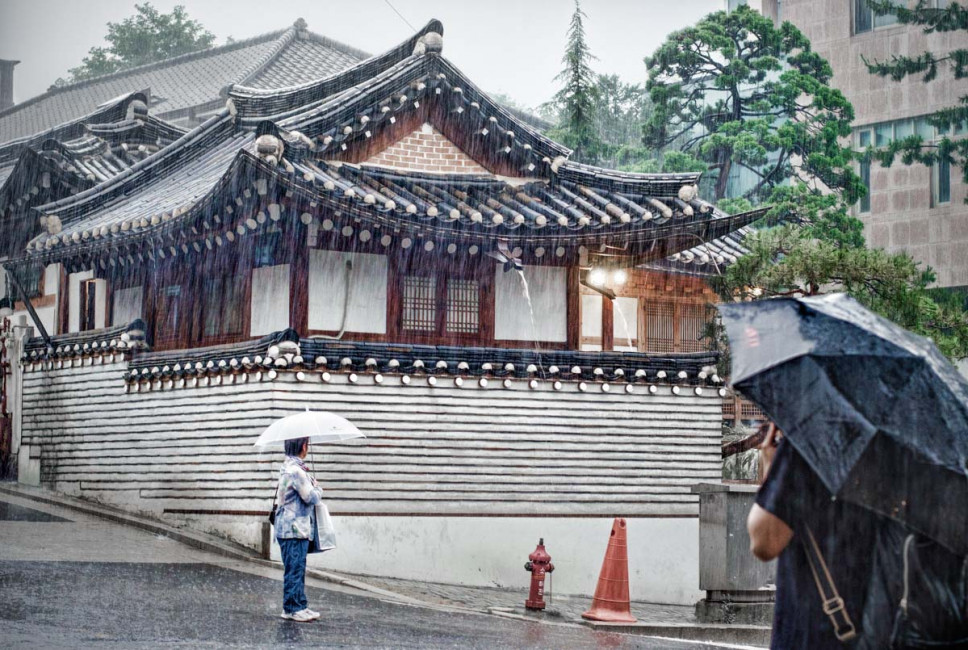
[854, 0, 898, 34]
[859, 160, 871, 213]
[202, 274, 246, 339]
[932, 158, 951, 206]
[79, 279, 98, 332]
[643, 300, 712, 354]
[445, 279, 480, 334]
[402, 276, 436, 332]
[401, 273, 482, 338]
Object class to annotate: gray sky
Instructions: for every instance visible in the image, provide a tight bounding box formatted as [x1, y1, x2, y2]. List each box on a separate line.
[0, 0, 720, 109]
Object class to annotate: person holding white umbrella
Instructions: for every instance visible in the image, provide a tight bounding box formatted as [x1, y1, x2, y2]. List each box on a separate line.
[257, 410, 365, 623]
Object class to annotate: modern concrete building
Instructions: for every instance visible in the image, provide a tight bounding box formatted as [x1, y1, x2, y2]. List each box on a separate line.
[731, 0, 968, 289]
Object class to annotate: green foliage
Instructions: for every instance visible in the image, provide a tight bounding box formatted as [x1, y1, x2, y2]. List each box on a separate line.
[547, 1, 602, 163]
[643, 5, 865, 247]
[592, 74, 653, 167]
[716, 225, 968, 360]
[716, 197, 754, 215]
[68, 3, 215, 82]
[863, 0, 968, 203]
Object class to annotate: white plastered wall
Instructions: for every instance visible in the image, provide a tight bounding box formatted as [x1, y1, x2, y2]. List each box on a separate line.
[581, 293, 603, 351]
[112, 287, 143, 326]
[494, 265, 567, 342]
[268, 516, 702, 605]
[308, 250, 387, 334]
[250, 264, 291, 336]
[613, 296, 639, 352]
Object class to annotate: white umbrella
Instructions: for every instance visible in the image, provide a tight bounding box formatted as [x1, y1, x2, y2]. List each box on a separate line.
[253, 410, 365, 449]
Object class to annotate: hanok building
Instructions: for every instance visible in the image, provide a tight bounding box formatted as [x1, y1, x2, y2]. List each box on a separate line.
[0, 20, 764, 603]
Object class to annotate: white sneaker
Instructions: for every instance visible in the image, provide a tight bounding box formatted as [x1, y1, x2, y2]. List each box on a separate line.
[305, 609, 321, 620]
[290, 609, 316, 623]
[280, 611, 293, 620]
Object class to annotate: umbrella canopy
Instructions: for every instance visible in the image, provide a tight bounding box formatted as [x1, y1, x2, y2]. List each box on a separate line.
[253, 410, 365, 449]
[719, 293, 968, 555]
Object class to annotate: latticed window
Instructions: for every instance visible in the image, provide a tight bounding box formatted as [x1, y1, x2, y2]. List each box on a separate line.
[445, 279, 480, 334]
[402, 276, 437, 332]
[678, 303, 708, 353]
[401, 274, 482, 338]
[643, 300, 713, 354]
[740, 400, 764, 420]
[645, 301, 675, 353]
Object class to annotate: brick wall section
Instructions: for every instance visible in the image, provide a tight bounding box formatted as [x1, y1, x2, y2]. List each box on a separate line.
[364, 123, 490, 174]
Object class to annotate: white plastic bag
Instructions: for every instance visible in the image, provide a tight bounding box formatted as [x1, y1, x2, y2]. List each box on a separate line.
[313, 503, 336, 553]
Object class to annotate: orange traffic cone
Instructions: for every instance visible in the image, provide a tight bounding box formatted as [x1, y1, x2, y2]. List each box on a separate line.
[582, 518, 637, 623]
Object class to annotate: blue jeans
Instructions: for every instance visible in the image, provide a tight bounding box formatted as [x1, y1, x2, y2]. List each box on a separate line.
[278, 537, 309, 614]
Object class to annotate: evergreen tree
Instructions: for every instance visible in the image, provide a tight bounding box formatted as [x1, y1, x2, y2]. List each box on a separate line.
[548, 1, 602, 163]
[862, 1, 968, 200]
[67, 4, 215, 82]
[593, 74, 654, 169]
[643, 5, 866, 248]
[713, 225, 968, 361]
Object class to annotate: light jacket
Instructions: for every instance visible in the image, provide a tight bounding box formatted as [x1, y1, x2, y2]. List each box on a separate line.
[274, 456, 323, 539]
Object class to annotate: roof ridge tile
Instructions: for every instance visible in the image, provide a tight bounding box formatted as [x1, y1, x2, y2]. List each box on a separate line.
[0, 28, 290, 122]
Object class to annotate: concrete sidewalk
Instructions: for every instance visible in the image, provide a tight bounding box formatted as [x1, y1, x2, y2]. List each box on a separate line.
[0, 482, 771, 647]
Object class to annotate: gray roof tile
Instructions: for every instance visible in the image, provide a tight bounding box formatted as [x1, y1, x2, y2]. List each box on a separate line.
[0, 25, 365, 144]
[248, 38, 365, 89]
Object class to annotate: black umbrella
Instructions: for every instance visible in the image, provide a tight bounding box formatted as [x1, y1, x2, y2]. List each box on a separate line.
[719, 293, 968, 555]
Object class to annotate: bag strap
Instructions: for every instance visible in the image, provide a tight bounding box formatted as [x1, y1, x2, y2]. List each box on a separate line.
[802, 526, 857, 643]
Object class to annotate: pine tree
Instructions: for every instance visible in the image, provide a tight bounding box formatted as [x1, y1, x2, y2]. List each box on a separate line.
[548, 1, 602, 163]
[643, 6, 866, 248]
[862, 1, 968, 201]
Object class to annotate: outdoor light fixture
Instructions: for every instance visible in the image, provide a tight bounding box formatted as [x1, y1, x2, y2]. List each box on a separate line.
[580, 266, 631, 300]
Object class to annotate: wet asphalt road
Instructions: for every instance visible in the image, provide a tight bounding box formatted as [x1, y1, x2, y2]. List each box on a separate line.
[0, 495, 741, 649]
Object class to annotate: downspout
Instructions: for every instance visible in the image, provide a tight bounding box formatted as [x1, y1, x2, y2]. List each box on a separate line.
[2, 264, 51, 347]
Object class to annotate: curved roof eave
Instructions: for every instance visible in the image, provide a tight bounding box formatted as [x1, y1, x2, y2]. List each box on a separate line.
[0, 91, 148, 167]
[32, 107, 236, 225]
[228, 19, 444, 118]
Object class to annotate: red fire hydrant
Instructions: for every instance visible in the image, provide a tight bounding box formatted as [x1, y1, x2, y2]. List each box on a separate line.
[524, 538, 554, 610]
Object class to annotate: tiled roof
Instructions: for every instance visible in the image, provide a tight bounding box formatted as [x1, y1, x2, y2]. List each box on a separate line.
[0, 21, 366, 143]
[9, 21, 763, 277]
[647, 226, 755, 275]
[247, 36, 366, 89]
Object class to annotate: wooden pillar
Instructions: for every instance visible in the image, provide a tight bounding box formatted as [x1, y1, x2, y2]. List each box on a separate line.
[602, 296, 614, 352]
[57, 264, 69, 335]
[290, 223, 309, 335]
[566, 265, 580, 350]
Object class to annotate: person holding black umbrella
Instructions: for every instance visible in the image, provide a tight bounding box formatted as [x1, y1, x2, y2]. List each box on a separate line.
[748, 424, 879, 648]
[722, 294, 968, 648]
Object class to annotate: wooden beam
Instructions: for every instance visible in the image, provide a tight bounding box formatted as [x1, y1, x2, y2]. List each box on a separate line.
[290, 223, 309, 334]
[566, 265, 580, 350]
[57, 264, 69, 336]
[602, 295, 614, 352]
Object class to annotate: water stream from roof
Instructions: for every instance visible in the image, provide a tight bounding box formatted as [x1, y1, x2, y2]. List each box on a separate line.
[514, 268, 544, 374]
[613, 298, 634, 351]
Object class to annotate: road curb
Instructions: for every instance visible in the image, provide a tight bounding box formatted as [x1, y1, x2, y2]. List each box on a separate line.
[580, 620, 771, 647]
